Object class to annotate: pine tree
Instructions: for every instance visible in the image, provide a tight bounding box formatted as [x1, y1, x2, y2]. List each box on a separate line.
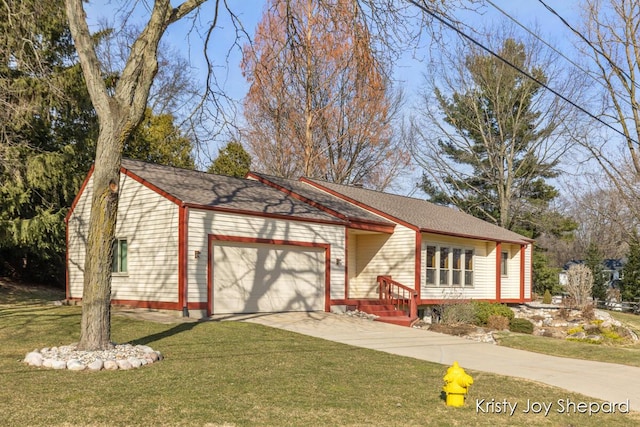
[208, 141, 251, 178]
[621, 238, 640, 302]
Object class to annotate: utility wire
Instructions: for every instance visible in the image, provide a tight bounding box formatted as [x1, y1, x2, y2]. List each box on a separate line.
[406, 0, 639, 146]
[536, 0, 640, 92]
[486, 0, 636, 111]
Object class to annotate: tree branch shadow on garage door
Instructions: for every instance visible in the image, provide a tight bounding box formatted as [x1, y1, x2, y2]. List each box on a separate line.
[212, 220, 327, 314]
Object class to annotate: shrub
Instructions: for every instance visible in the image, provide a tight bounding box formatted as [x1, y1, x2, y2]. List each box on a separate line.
[472, 301, 515, 325]
[542, 290, 552, 304]
[440, 302, 476, 325]
[581, 304, 595, 321]
[509, 318, 534, 334]
[565, 264, 593, 309]
[487, 314, 510, 330]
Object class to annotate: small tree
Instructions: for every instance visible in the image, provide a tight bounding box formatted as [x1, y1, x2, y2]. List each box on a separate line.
[208, 141, 251, 178]
[584, 242, 606, 302]
[565, 264, 593, 309]
[621, 238, 640, 302]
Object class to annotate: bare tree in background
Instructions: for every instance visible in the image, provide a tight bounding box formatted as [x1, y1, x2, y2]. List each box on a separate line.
[242, 0, 408, 190]
[573, 0, 640, 233]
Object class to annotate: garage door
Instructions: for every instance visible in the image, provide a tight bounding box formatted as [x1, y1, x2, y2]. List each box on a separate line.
[211, 241, 326, 314]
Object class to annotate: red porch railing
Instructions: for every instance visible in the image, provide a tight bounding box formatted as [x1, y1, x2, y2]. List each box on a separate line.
[377, 275, 418, 319]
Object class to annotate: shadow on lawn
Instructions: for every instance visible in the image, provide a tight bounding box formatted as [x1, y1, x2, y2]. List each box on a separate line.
[130, 321, 202, 346]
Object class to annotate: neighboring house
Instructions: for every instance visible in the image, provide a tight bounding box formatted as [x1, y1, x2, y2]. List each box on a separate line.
[66, 159, 533, 322]
[559, 259, 624, 289]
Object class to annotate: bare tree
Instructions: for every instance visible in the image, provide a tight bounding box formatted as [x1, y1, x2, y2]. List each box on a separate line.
[65, 0, 211, 350]
[242, 0, 408, 190]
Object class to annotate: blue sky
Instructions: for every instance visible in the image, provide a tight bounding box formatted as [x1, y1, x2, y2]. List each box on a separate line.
[84, 1, 586, 194]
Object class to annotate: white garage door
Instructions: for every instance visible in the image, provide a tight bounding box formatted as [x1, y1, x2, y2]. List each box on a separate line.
[211, 241, 325, 314]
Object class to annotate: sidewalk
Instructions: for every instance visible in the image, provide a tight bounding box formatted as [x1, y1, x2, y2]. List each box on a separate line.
[242, 311, 640, 407]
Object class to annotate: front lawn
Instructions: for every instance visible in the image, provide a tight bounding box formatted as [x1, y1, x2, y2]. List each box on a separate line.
[0, 286, 638, 426]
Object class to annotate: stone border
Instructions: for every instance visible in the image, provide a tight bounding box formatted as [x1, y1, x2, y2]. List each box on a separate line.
[23, 343, 162, 371]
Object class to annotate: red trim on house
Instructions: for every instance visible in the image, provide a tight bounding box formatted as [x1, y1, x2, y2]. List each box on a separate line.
[348, 221, 395, 234]
[183, 202, 345, 227]
[300, 177, 420, 232]
[65, 165, 94, 223]
[344, 229, 349, 300]
[415, 232, 422, 299]
[207, 234, 332, 315]
[178, 205, 188, 313]
[520, 245, 526, 301]
[496, 242, 502, 302]
[248, 173, 394, 234]
[120, 167, 182, 206]
[421, 228, 532, 246]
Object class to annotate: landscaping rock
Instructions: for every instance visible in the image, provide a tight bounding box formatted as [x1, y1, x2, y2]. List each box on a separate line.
[66, 360, 85, 371]
[24, 351, 43, 367]
[51, 360, 67, 370]
[116, 359, 133, 370]
[87, 359, 104, 371]
[103, 360, 118, 370]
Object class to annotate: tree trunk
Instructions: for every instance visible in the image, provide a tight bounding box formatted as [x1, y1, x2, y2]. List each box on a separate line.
[78, 126, 125, 351]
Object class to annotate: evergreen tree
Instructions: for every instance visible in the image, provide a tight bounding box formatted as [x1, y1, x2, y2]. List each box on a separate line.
[585, 242, 606, 301]
[532, 251, 561, 295]
[418, 38, 564, 233]
[621, 238, 640, 302]
[0, 0, 97, 284]
[125, 108, 195, 169]
[208, 141, 251, 178]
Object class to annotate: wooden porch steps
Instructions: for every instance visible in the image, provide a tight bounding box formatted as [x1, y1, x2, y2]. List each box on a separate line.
[357, 301, 418, 327]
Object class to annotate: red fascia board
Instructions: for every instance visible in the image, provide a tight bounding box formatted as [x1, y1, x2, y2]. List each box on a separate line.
[348, 221, 395, 234]
[120, 167, 183, 206]
[65, 164, 95, 223]
[182, 202, 346, 227]
[420, 228, 532, 246]
[300, 177, 419, 231]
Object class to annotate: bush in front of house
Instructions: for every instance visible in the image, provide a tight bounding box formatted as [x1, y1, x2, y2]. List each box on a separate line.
[509, 318, 534, 334]
[487, 314, 510, 330]
[472, 301, 514, 325]
[440, 302, 476, 325]
[542, 289, 552, 304]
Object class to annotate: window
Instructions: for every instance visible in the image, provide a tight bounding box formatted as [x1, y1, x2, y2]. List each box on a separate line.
[426, 246, 436, 285]
[501, 251, 509, 276]
[425, 244, 474, 287]
[112, 238, 128, 273]
[464, 249, 474, 286]
[439, 247, 450, 285]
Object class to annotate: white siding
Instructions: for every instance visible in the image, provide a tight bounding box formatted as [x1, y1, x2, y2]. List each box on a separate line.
[187, 210, 346, 303]
[500, 243, 522, 300]
[420, 234, 495, 300]
[349, 225, 416, 298]
[66, 174, 180, 302]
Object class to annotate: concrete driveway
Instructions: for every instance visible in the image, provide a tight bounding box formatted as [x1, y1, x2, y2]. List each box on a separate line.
[243, 311, 640, 408]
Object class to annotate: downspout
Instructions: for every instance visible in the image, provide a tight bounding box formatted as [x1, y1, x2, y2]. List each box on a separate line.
[495, 242, 502, 303]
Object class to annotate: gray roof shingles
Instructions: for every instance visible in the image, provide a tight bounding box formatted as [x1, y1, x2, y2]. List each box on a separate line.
[120, 159, 341, 223]
[303, 178, 532, 244]
[248, 172, 394, 227]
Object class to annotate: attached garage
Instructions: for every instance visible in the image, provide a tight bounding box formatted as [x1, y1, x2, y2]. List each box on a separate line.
[208, 236, 330, 314]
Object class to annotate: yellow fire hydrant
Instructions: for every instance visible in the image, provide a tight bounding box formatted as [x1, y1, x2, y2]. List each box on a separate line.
[442, 361, 473, 407]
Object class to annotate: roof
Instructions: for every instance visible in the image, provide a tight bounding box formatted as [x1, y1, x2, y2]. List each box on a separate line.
[247, 172, 395, 229]
[120, 159, 341, 223]
[302, 178, 532, 244]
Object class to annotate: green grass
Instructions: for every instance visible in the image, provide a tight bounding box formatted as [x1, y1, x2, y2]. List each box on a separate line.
[494, 311, 640, 368]
[1, 284, 639, 426]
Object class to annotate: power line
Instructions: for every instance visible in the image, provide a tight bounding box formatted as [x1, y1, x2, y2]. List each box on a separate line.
[406, 0, 639, 146]
[486, 0, 636, 112]
[536, 0, 640, 92]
